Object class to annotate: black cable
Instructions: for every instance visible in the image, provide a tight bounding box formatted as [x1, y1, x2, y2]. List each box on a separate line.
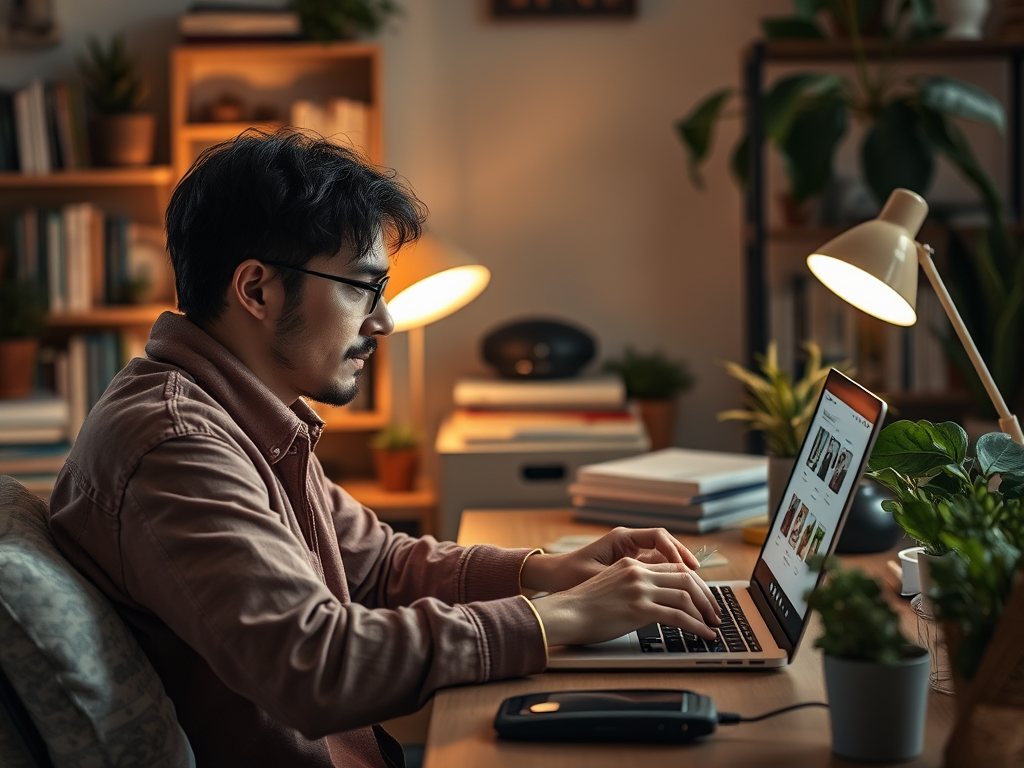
[717, 701, 829, 725]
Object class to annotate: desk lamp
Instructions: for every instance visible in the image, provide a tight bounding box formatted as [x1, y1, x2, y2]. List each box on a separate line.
[386, 233, 491, 439]
[807, 187, 1024, 445]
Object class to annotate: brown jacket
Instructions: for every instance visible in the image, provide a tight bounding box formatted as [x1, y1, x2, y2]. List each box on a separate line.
[48, 313, 547, 768]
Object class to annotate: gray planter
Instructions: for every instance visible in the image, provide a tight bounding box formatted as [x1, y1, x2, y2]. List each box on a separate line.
[823, 646, 930, 762]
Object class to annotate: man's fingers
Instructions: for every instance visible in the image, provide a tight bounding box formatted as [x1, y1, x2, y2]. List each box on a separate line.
[646, 567, 720, 626]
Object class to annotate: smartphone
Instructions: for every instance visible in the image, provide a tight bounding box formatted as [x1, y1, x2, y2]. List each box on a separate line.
[493, 689, 717, 743]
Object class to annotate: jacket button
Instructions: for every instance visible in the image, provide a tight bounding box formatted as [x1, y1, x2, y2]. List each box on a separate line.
[272, 447, 281, 456]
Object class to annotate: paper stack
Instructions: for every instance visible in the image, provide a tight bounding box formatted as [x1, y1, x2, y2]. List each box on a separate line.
[450, 375, 647, 446]
[570, 448, 769, 534]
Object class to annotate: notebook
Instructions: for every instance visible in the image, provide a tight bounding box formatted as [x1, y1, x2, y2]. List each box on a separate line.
[546, 369, 887, 669]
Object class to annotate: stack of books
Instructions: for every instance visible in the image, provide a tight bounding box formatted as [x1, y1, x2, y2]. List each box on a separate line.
[569, 448, 769, 534]
[450, 375, 646, 446]
[178, 4, 302, 42]
[0, 394, 71, 498]
[1, 79, 91, 173]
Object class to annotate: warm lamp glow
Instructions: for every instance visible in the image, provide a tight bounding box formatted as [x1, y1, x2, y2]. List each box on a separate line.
[807, 254, 917, 326]
[388, 265, 490, 332]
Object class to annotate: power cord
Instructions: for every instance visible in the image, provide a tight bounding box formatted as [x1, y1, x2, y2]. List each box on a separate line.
[717, 701, 829, 725]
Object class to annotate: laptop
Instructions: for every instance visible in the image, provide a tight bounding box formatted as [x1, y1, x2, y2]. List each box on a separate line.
[546, 369, 887, 669]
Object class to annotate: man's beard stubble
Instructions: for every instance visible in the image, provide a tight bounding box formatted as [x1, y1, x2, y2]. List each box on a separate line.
[271, 303, 376, 408]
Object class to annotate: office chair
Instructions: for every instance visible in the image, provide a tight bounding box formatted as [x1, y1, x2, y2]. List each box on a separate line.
[0, 475, 194, 768]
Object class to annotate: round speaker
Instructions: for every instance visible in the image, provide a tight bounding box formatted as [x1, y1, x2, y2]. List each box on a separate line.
[481, 318, 596, 379]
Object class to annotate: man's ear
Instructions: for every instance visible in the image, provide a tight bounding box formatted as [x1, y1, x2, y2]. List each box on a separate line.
[231, 260, 281, 321]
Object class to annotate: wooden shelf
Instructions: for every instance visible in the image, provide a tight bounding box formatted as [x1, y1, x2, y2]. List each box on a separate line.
[758, 38, 1024, 62]
[0, 166, 174, 188]
[342, 478, 436, 536]
[179, 122, 282, 141]
[45, 304, 176, 329]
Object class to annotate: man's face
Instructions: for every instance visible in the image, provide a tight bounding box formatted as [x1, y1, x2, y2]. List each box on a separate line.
[270, 236, 394, 407]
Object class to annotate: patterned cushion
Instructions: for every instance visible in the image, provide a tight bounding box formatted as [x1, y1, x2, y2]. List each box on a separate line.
[0, 475, 195, 768]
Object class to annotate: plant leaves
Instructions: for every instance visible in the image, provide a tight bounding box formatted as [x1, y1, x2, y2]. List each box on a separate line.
[916, 76, 1005, 132]
[927, 421, 968, 465]
[762, 17, 828, 39]
[675, 89, 733, 188]
[780, 90, 848, 203]
[861, 98, 934, 205]
[977, 432, 1024, 476]
[868, 419, 960, 477]
[997, 472, 1024, 499]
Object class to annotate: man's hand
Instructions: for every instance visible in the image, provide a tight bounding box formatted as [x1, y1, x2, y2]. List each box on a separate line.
[521, 526, 704, 593]
[531, 557, 721, 646]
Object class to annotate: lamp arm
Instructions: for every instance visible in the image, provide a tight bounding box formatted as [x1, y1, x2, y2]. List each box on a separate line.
[917, 243, 1024, 445]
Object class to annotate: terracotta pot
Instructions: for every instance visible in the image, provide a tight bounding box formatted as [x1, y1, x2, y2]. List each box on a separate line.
[0, 338, 39, 399]
[373, 448, 419, 492]
[92, 113, 156, 167]
[635, 398, 676, 451]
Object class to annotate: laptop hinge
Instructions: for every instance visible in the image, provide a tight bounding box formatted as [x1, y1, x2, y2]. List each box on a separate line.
[748, 580, 795, 658]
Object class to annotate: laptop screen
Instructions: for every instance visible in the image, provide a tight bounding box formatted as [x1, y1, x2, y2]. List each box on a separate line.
[751, 369, 886, 646]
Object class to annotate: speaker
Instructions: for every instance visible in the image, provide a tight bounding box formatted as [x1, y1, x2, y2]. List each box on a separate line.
[482, 318, 596, 379]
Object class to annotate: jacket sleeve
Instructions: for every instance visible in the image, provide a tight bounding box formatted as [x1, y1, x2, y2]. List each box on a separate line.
[317, 459, 539, 610]
[117, 436, 547, 738]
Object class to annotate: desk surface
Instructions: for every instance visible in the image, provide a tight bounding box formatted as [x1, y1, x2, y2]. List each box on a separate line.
[422, 509, 957, 768]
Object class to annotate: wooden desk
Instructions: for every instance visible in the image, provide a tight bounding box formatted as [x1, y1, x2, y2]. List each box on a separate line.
[421, 510, 957, 768]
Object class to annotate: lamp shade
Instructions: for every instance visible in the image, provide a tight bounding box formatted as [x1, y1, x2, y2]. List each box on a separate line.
[807, 188, 927, 327]
[386, 233, 490, 333]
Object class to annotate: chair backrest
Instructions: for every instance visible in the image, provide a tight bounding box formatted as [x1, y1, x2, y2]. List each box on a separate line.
[0, 475, 195, 768]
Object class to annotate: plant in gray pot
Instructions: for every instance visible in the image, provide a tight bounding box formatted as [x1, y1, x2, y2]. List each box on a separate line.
[806, 557, 930, 762]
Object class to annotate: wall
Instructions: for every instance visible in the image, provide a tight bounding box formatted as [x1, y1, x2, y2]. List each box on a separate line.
[1, 0, 1010, 465]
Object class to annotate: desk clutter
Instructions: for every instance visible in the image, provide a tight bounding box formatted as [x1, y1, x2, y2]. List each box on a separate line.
[569, 448, 769, 535]
[437, 375, 648, 541]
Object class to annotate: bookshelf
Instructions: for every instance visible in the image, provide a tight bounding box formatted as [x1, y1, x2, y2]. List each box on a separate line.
[741, 39, 1024, 423]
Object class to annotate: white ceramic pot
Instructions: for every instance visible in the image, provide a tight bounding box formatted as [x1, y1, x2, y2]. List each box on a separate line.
[823, 647, 931, 762]
[936, 0, 990, 39]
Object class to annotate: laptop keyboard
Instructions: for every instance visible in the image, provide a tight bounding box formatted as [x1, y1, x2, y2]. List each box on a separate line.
[638, 586, 762, 654]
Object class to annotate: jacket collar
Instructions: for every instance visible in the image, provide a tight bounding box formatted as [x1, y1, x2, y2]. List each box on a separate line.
[145, 312, 325, 462]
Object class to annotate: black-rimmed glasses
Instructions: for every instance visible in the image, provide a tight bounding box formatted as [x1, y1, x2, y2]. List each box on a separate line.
[264, 261, 390, 314]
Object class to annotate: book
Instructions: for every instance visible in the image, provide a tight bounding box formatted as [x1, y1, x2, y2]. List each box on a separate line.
[178, 6, 301, 38]
[453, 375, 626, 410]
[0, 442, 70, 475]
[0, 394, 68, 429]
[573, 505, 767, 535]
[0, 425, 67, 445]
[574, 448, 768, 498]
[450, 407, 644, 443]
[569, 483, 769, 519]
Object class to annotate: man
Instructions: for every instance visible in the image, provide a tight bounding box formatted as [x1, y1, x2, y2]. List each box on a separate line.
[48, 129, 720, 768]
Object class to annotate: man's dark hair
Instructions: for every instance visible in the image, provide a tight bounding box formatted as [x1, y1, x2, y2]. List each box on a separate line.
[165, 128, 427, 327]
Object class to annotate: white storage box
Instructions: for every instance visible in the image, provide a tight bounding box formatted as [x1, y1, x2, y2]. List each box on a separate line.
[435, 417, 648, 541]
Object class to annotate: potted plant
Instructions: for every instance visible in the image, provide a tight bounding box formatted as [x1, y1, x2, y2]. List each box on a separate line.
[370, 423, 420, 492]
[867, 422, 1024, 763]
[718, 340, 836, 514]
[676, 0, 1004, 217]
[806, 557, 931, 762]
[0, 278, 47, 399]
[602, 347, 694, 451]
[78, 34, 154, 167]
[289, 0, 402, 41]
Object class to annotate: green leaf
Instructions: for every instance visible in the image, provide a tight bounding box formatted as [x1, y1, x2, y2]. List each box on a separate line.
[915, 106, 1005, 227]
[780, 91, 848, 203]
[762, 17, 828, 39]
[868, 466, 917, 500]
[861, 98, 934, 205]
[795, 0, 830, 19]
[928, 421, 968, 465]
[907, 0, 936, 27]
[868, 419, 959, 477]
[997, 472, 1024, 499]
[676, 89, 733, 188]
[977, 432, 1024, 476]
[916, 76, 1005, 133]
[763, 73, 844, 145]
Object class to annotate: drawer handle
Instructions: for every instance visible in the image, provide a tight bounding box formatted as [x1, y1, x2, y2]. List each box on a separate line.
[521, 464, 566, 481]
